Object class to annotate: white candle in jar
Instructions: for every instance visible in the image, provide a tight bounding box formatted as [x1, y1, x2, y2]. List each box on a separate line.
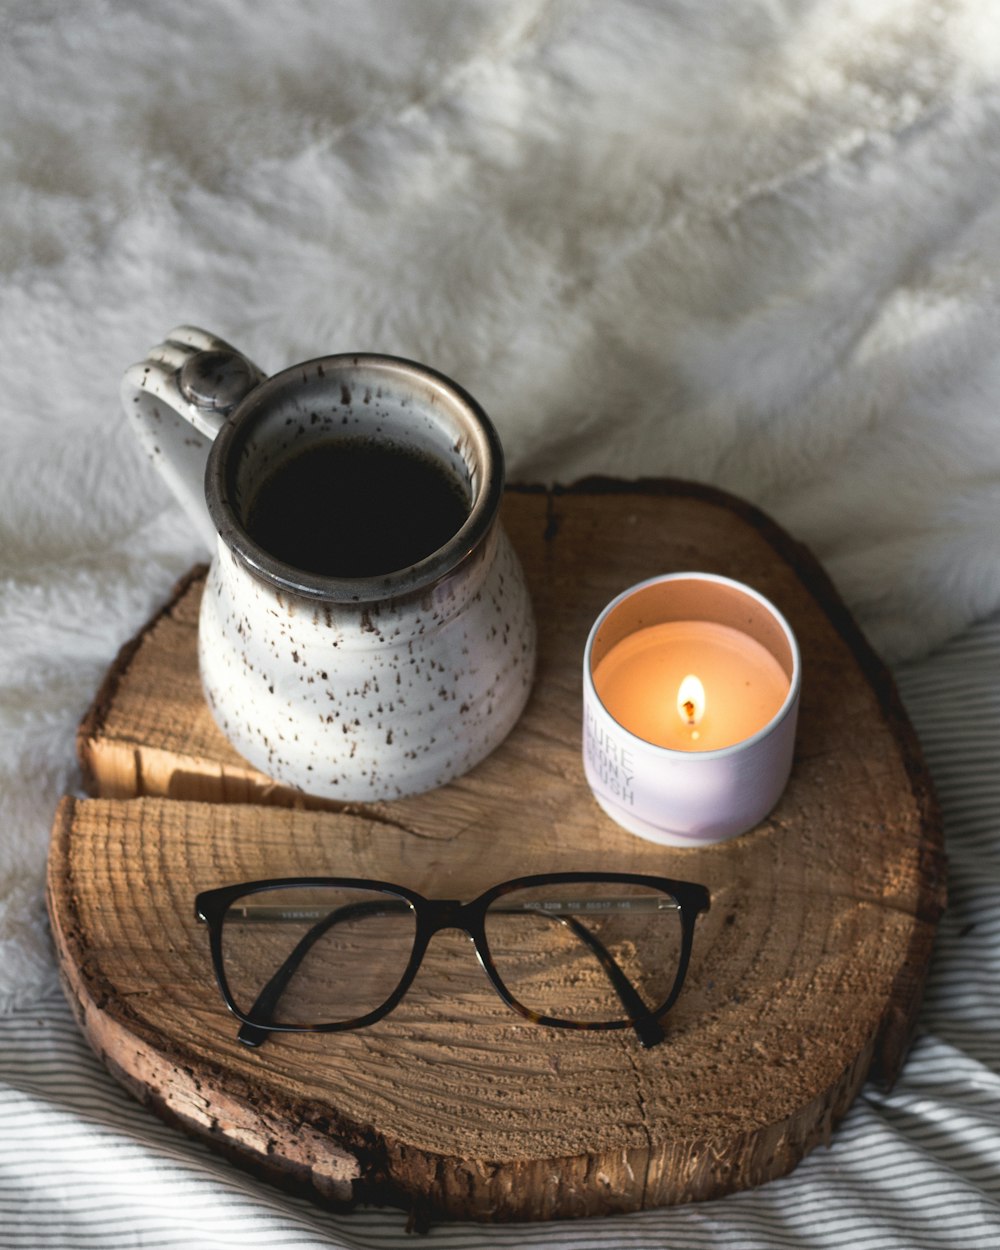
[583, 574, 800, 847]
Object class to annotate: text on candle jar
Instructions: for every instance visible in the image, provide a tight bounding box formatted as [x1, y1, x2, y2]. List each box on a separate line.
[585, 705, 635, 806]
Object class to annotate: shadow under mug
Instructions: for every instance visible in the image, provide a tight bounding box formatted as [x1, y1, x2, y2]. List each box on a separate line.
[123, 327, 537, 801]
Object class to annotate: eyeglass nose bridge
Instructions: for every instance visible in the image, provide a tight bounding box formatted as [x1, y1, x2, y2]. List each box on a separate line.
[420, 898, 471, 935]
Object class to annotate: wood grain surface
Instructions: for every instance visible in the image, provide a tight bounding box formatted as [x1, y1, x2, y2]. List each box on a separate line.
[49, 481, 946, 1224]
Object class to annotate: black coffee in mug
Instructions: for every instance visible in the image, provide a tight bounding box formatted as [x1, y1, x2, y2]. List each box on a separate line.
[245, 438, 470, 577]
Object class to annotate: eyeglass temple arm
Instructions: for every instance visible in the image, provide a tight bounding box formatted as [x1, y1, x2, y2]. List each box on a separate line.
[236, 898, 394, 1047]
[528, 909, 664, 1049]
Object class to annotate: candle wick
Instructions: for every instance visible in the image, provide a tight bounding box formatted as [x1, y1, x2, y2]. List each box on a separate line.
[682, 699, 696, 724]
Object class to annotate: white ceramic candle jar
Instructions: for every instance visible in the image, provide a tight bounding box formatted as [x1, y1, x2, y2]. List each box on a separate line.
[583, 573, 800, 846]
[123, 327, 536, 801]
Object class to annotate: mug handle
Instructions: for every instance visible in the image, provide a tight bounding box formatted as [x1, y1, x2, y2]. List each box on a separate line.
[121, 326, 266, 549]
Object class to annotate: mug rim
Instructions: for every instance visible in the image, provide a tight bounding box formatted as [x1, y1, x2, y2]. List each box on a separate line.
[205, 353, 505, 603]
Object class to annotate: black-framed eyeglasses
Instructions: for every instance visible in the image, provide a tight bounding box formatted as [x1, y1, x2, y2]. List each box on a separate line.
[196, 872, 710, 1050]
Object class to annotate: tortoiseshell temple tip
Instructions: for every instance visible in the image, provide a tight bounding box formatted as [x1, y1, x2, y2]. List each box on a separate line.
[237, 1021, 271, 1048]
[636, 1014, 666, 1049]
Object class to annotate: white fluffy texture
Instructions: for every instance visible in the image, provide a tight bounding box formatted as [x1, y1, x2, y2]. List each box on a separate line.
[2, 0, 1000, 1010]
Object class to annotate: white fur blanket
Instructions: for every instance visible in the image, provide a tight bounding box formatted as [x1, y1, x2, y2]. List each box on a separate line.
[2, 0, 999, 1013]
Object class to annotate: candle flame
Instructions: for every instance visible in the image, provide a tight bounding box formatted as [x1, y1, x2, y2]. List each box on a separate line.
[677, 674, 706, 727]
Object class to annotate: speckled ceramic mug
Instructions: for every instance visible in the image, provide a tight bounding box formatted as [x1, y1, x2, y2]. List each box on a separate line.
[122, 326, 536, 801]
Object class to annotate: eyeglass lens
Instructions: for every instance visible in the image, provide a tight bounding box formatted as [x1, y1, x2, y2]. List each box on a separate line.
[483, 880, 683, 1024]
[221, 885, 417, 1027]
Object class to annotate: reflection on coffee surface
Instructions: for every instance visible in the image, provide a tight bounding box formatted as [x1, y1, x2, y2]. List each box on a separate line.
[245, 438, 469, 577]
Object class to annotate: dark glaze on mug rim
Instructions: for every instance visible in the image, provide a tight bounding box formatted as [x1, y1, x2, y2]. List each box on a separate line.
[205, 353, 505, 604]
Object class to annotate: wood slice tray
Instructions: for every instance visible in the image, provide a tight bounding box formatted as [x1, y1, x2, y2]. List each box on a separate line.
[48, 481, 946, 1224]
